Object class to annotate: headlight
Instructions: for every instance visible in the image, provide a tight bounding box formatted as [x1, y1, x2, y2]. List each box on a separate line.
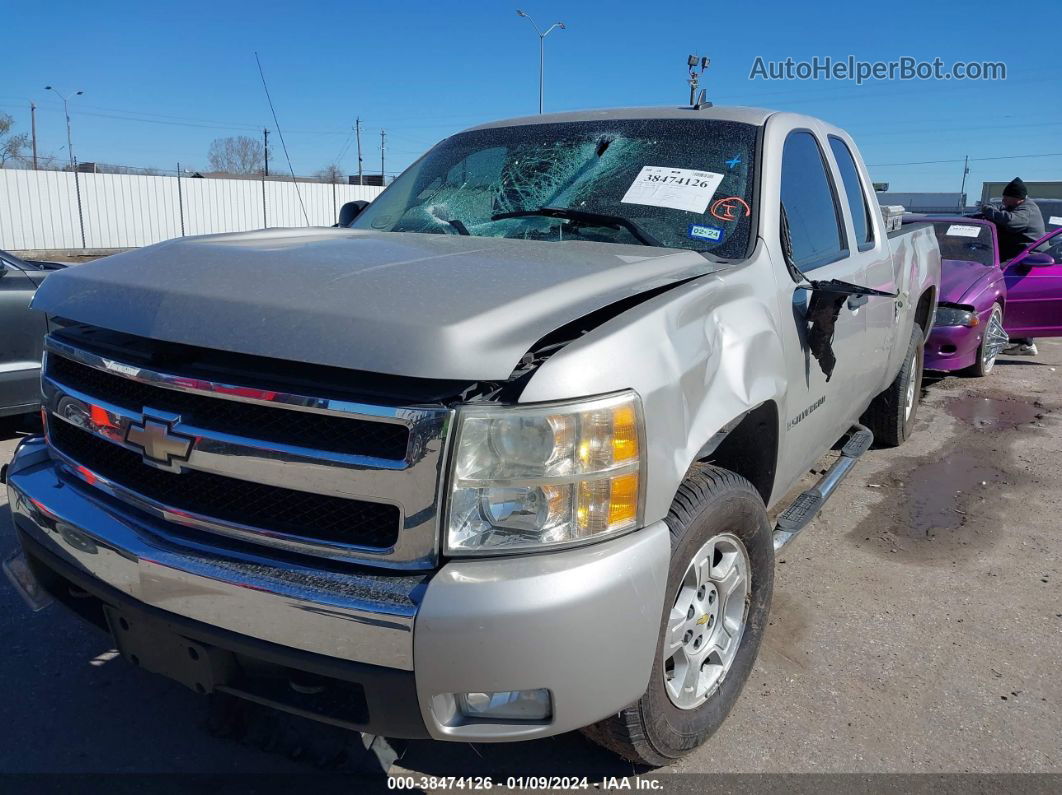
[934, 306, 980, 328]
[446, 391, 643, 555]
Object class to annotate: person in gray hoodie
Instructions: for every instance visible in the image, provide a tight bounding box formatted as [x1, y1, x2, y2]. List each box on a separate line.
[981, 177, 1046, 355]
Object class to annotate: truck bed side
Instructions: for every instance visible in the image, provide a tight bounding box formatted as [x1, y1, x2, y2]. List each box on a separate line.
[884, 222, 942, 382]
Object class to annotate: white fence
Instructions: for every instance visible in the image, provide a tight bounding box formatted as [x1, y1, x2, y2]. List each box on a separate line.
[0, 168, 384, 251]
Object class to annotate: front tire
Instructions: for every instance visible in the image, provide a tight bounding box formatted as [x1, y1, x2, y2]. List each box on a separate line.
[861, 322, 924, 447]
[581, 466, 773, 766]
[965, 303, 1004, 378]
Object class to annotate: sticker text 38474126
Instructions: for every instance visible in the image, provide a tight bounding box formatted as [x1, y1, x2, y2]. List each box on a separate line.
[620, 166, 724, 214]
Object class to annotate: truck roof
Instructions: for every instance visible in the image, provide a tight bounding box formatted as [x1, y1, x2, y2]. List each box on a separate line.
[464, 105, 778, 131]
[463, 105, 856, 143]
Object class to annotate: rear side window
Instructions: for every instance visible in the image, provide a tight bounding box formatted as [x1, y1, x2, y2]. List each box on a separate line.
[780, 131, 846, 270]
[829, 136, 874, 249]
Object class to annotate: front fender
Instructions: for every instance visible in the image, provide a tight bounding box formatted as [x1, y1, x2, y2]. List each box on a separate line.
[959, 273, 1006, 311]
[520, 256, 785, 526]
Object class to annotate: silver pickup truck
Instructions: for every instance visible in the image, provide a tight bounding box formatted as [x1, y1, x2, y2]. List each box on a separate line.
[3, 105, 940, 765]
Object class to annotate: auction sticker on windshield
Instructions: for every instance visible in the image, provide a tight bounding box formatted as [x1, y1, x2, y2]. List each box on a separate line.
[621, 166, 724, 213]
[945, 224, 982, 237]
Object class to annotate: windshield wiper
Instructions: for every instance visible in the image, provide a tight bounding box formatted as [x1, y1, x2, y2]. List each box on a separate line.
[490, 206, 662, 247]
[447, 219, 470, 235]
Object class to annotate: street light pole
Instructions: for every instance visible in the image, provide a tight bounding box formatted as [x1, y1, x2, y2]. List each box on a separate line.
[44, 85, 83, 169]
[516, 10, 566, 114]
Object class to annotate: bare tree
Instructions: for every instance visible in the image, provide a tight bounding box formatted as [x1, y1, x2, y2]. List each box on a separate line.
[316, 164, 344, 183]
[207, 136, 268, 175]
[0, 113, 30, 168]
[29, 152, 63, 171]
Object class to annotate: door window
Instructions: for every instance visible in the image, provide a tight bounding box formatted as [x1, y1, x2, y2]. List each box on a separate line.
[780, 131, 846, 271]
[828, 136, 874, 250]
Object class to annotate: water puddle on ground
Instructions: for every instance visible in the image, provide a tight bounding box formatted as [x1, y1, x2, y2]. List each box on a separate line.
[945, 395, 1042, 430]
[897, 453, 1007, 539]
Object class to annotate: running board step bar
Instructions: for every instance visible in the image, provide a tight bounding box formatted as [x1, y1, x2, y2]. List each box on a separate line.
[773, 424, 873, 551]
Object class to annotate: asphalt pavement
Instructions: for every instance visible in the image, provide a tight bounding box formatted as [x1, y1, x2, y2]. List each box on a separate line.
[1, 342, 1060, 781]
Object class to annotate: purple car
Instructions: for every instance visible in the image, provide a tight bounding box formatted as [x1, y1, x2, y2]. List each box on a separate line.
[910, 216, 1062, 375]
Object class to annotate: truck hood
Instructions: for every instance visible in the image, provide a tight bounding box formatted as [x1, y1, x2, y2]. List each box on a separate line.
[33, 228, 720, 381]
[939, 258, 1000, 305]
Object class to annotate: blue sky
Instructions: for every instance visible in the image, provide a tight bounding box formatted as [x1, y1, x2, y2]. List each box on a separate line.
[3, 0, 1059, 194]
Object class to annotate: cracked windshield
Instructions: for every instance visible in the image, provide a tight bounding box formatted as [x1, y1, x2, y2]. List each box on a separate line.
[352, 118, 758, 258]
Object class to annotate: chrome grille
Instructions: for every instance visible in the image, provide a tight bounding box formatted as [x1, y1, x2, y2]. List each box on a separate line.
[48, 421, 402, 548]
[47, 354, 410, 459]
[41, 335, 453, 569]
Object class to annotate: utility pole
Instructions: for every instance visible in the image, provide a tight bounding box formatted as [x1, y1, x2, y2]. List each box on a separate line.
[176, 162, 186, 237]
[355, 117, 363, 185]
[261, 129, 269, 229]
[380, 129, 385, 184]
[30, 101, 38, 170]
[958, 154, 970, 211]
[72, 157, 86, 248]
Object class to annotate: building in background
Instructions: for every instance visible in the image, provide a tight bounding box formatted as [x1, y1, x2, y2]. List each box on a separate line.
[0, 167, 384, 250]
[981, 181, 1062, 205]
[876, 191, 968, 214]
[349, 174, 386, 186]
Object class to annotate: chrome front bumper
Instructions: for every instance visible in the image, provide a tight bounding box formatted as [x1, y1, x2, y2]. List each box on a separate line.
[6, 437, 422, 670]
[7, 436, 671, 741]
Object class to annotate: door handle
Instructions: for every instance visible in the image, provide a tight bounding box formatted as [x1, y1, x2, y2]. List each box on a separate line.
[847, 294, 868, 310]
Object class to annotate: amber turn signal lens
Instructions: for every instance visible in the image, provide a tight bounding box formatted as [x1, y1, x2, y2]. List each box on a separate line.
[611, 404, 639, 463]
[607, 473, 639, 527]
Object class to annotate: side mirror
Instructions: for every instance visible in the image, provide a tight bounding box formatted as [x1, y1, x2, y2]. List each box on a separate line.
[1019, 252, 1056, 267]
[336, 200, 369, 227]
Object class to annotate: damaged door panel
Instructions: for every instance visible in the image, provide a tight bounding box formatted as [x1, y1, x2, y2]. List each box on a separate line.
[800, 279, 897, 381]
[774, 130, 869, 477]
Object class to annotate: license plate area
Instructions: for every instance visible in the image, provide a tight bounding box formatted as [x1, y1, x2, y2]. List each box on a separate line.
[3, 548, 55, 612]
[104, 605, 235, 693]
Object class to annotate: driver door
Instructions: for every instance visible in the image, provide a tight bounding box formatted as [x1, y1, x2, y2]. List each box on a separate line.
[1003, 227, 1062, 337]
[774, 130, 868, 487]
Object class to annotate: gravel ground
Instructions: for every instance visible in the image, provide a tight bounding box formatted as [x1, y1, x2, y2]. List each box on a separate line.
[1, 341, 1059, 780]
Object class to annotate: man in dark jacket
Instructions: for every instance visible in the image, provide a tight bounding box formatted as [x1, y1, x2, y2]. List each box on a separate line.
[981, 177, 1046, 355]
[982, 177, 1045, 258]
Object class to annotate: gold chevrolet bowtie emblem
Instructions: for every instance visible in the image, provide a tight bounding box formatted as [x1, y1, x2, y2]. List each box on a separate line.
[696, 614, 710, 626]
[125, 417, 193, 469]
